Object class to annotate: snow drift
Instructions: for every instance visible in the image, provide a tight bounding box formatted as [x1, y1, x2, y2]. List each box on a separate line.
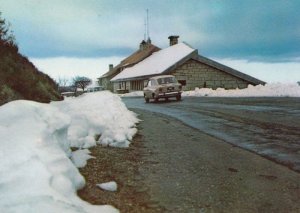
[0, 91, 139, 213]
[53, 91, 139, 148]
[120, 83, 300, 98]
[183, 83, 300, 97]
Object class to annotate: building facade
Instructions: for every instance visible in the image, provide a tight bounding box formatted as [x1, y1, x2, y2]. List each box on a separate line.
[172, 59, 250, 90]
[109, 36, 265, 93]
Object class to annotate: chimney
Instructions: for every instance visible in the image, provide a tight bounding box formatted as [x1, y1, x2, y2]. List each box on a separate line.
[139, 40, 147, 50]
[109, 64, 113, 71]
[168, 35, 179, 46]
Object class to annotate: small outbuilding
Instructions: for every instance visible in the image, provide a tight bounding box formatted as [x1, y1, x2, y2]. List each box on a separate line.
[104, 36, 265, 93]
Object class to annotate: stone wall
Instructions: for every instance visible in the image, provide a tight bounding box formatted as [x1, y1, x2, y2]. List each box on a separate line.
[99, 77, 112, 91]
[171, 59, 250, 90]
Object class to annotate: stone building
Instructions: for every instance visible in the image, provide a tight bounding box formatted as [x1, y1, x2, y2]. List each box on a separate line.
[98, 39, 160, 92]
[108, 36, 265, 92]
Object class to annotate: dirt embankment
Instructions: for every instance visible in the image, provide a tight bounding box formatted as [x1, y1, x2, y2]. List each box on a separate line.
[77, 133, 165, 212]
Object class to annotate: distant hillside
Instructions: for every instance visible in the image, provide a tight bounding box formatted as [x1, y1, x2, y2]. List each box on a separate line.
[0, 50, 63, 105]
[0, 13, 62, 106]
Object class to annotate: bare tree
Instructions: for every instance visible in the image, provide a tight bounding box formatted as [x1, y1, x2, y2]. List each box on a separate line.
[57, 76, 69, 87]
[72, 76, 92, 92]
[0, 12, 18, 51]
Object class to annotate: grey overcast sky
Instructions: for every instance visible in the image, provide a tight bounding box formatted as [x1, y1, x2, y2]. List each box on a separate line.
[1, 0, 299, 82]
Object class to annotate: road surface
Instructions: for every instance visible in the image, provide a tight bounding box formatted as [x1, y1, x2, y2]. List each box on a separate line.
[123, 96, 300, 172]
[78, 96, 300, 212]
[130, 109, 300, 212]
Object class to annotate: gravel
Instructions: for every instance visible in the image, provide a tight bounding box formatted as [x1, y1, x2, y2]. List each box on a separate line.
[78, 109, 300, 213]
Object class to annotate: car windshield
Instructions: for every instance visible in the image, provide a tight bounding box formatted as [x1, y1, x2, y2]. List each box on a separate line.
[157, 77, 177, 85]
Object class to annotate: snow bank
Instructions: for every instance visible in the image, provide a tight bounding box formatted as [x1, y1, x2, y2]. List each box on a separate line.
[0, 91, 139, 213]
[56, 91, 139, 148]
[118, 83, 300, 98]
[183, 83, 300, 97]
[119, 91, 144, 97]
[71, 149, 95, 168]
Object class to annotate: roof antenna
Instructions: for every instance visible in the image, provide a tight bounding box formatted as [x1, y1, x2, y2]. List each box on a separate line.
[146, 9, 151, 43]
[144, 17, 147, 41]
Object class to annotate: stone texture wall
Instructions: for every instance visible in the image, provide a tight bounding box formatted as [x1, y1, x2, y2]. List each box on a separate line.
[99, 77, 113, 91]
[171, 59, 249, 90]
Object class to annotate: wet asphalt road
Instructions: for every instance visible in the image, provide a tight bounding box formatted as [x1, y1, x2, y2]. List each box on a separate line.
[122, 96, 300, 172]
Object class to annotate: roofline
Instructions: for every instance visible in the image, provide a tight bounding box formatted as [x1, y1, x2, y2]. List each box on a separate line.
[110, 47, 265, 86]
[111, 74, 157, 82]
[162, 49, 198, 75]
[111, 49, 198, 82]
[195, 55, 266, 85]
[99, 44, 161, 79]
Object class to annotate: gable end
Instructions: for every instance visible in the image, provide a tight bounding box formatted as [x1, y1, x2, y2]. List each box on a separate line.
[171, 59, 260, 90]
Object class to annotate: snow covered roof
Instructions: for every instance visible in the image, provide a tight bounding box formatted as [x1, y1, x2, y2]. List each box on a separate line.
[111, 42, 197, 81]
[100, 43, 160, 78]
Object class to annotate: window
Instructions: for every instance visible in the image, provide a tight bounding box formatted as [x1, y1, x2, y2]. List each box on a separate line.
[157, 77, 177, 85]
[151, 79, 157, 86]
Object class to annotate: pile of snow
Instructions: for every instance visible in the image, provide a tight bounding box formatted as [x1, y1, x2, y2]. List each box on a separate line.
[71, 149, 95, 168]
[119, 91, 143, 97]
[0, 91, 139, 213]
[97, 181, 118, 192]
[119, 83, 300, 98]
[54, 91, 139, 148]
[183, 83, 300, 97]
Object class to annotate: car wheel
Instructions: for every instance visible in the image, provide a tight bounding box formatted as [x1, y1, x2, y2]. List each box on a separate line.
[144, 94, 150, 103]
[176, 94, 181, 101]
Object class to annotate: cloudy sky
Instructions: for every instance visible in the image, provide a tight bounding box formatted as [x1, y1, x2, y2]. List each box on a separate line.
[1, 0, 299, 83]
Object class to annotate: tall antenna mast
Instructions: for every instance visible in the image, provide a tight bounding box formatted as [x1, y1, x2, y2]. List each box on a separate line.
[144, 17, 147, 41]
[146, 9, 150, 41]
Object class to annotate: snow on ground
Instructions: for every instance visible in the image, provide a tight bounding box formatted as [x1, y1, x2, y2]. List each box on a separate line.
[119, 91, 144, 97]
[1, 83, 298, 212]
[183, 83, 300, 97]
[97, 181, 118, 192]
[71, 149, 95, 168]
[54, 91, 139, 148]
[120, 83, 300, 98]
[0, 91, 139, 213]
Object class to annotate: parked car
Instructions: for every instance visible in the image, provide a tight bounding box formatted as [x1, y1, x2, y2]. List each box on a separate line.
[86, 86, 104, 93]
[143, 75, 182, 103]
